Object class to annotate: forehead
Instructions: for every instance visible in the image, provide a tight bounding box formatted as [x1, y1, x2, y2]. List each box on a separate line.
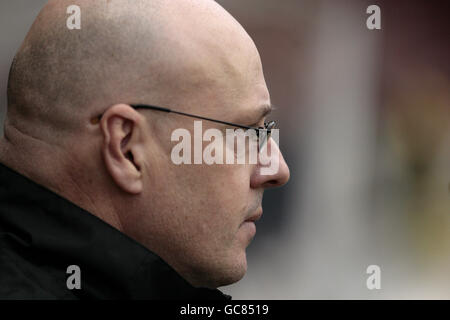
[145, 1, 270, 119]
[191, 35, 270, 120]
[216, 60, 271, 123]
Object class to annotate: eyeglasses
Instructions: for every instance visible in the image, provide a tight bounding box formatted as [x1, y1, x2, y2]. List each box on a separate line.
[130, 104, 276, 150]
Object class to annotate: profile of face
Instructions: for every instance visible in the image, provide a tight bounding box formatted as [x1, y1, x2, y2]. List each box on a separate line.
[95, 0, 290, 289]
[1, 0, 289, 290]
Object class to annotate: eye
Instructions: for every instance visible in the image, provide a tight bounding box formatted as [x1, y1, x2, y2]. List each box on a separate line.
[232, 127, 250, 132]
[233, 127, 254, 133]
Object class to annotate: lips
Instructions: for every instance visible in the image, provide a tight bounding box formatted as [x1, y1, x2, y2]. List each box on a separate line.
[245, 208, 263, 223]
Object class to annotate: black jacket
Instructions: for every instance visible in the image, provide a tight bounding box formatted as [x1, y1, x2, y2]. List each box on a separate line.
[0, 162, 231, 300]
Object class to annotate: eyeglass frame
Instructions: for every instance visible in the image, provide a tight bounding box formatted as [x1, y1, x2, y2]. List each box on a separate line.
[128, 104, 276, 150]
[93, 104, 276, 150]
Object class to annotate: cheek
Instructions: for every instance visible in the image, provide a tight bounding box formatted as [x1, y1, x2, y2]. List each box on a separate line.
[147, 154, 253, 231]
[196, 165, 252, 240]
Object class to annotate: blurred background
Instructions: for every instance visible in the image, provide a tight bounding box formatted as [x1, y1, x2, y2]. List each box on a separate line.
[1, 0, 449, 299]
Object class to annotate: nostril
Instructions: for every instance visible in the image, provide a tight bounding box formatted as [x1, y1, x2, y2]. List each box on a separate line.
[264, 179, 279, 187]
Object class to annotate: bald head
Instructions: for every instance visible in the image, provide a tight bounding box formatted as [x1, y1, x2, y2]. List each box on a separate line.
[5, 0, 262, 144]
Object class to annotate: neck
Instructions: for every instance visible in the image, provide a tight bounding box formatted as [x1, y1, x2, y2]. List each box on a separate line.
[0, 124, 124, 232]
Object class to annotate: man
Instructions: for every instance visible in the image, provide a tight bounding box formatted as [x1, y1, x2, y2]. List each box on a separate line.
[0, 0, 289, 299]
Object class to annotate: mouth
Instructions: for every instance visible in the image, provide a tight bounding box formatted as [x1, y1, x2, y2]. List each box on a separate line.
[239, 207, 262, 239]
[244, 207, 263, 224]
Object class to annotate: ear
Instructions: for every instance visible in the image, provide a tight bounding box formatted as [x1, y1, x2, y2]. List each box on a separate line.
[100, 104, 146, 194]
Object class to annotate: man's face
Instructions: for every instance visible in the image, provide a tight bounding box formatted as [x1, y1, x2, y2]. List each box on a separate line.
[120, 4, 290, 288]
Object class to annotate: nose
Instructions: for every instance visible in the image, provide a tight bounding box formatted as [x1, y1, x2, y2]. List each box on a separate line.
[250, 138, 290, 189]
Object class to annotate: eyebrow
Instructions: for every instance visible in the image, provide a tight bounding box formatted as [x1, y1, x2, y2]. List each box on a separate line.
[257, 103, 273, 120]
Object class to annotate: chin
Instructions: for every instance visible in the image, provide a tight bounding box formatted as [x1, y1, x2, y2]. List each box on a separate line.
[188, 246, 249, 288]
[213, 250, 248, 287]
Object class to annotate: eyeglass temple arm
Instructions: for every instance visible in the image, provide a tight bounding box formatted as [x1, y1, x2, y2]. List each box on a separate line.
[131, 104, 255, 130]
